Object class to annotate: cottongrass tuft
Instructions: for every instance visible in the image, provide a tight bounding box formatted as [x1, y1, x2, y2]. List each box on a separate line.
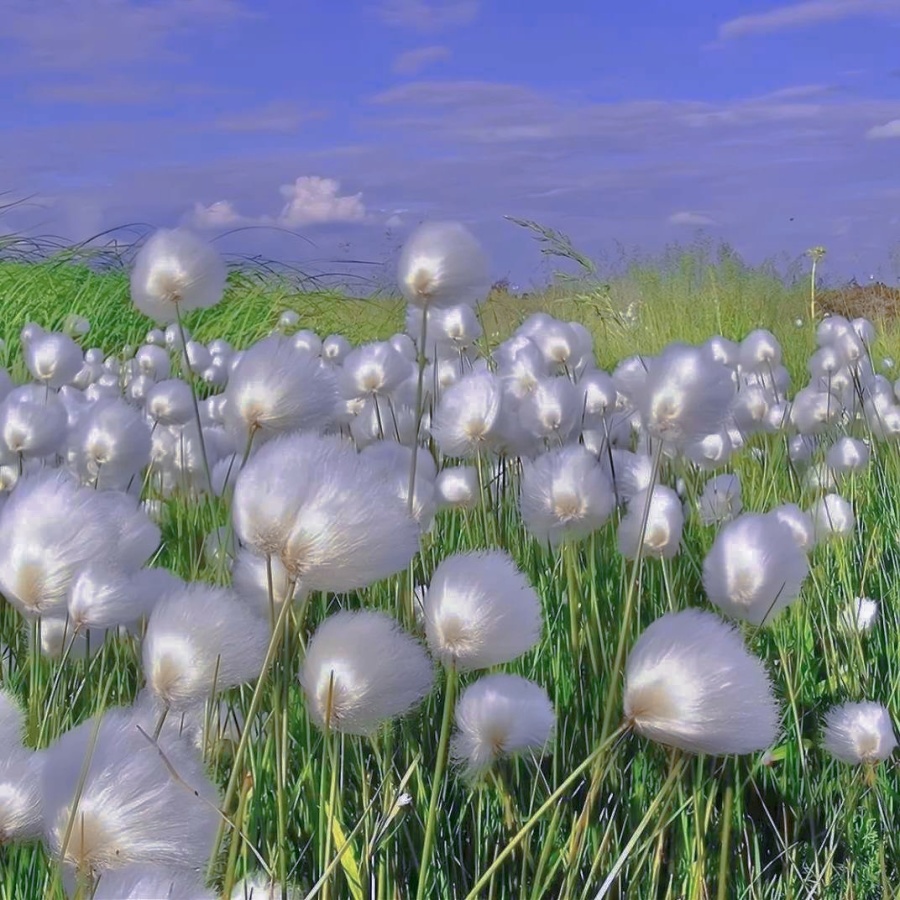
[300, 610, 434, 735]
[624, 608, 780, 755]
[130, 228, 227, 324]
[143, 583, 269, 711]
[423, 551, 542, 672]
[822, 701, 897, 764]
[450, 673, 556, 777]
[40, 706, 220, 886]
[702, 512, 809, 626]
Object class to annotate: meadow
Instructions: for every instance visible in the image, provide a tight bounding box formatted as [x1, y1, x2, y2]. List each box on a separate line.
[1, 227, 900, 900]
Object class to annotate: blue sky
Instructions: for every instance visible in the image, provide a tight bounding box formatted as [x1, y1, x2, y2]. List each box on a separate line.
[2, 0, 900, 289]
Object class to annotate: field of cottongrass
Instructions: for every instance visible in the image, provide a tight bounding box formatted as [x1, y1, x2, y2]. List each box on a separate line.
[1, 224, 900, 900]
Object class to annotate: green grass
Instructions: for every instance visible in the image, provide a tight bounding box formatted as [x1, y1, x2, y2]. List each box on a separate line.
[2, 247, 900, 899]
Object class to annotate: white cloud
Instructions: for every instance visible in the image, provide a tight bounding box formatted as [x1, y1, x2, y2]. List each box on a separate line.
[376, 0, 478, 31]
[668, 211, 717, 226]
[191, 177, 366, 230]
[866, 119, 900, 139]
[385, 213, 405, 229]
[277, 177, 366, 226]
[190, 199, 242, 228]
[718, 0, 900, 40]
[392, 45, 451, 75]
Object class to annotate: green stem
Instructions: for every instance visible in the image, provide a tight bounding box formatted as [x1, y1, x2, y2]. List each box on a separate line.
[416, 665, 458, 900]
[463, 724, 628, 900]
[407, 308, 430, 516]
[207, 591, 297, 881]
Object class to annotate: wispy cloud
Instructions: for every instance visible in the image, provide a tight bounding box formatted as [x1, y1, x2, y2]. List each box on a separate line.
[214, 102, 325, 134]
[718, 0, 900, 40]
[668, 211, 717, 226]
[392, 45, 451, 76]
[375, 0, 479, 32]
[191, 176, 367, 229]
[1, 0, 254, 72]
[866, 119, 900, 139]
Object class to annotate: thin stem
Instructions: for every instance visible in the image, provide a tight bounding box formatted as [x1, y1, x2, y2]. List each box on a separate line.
[463, 724, 629, 900]
[407, 307, 430, 516]
[175, 304, 212, 490]
[416, 665, 458, 900]
[207, 591, 297, 880]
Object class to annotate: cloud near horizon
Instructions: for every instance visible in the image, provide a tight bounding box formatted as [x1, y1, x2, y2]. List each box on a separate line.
[191, 176, 368, 230]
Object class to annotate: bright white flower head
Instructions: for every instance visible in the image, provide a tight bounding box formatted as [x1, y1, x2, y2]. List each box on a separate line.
[617, 485, 684, 560]
[222, 335, 339, 447]
[24, 331, 84, 389]
[822, 701, 896, 764]
[143, 584, 269, 711]
[435, 466, 479, 509]
[451, 673, 556, 777]
[423, 550, 542, 672]
[838, 596, 878, 636]
[398, 221, 489, 310]
[130, 228, 227, 323]
[624, 608, 780, 755]
[230, 875, 302, 899]
[300, 610, 434, 735]
[232, 432, 420, 592]
[519, 445, 614, 546]
[40, 707, 220, 882]
[431, 371, 505, 458]
[809, 493, 855, 545]
[702, 512, 809, 626]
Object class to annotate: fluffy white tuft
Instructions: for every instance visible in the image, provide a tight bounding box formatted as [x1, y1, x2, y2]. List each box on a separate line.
[130, 228, 227, 323]
[702, 512, 809, 626]
[822, 701, 896, 764]
[624, 608, 780, 755]
[300, 610, 434, 735]
[423, 551, 542, 672]
[451, 673, 555, 777]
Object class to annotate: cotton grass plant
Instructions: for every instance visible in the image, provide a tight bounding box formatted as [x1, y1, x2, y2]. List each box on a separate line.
[2, 225, 900, 899]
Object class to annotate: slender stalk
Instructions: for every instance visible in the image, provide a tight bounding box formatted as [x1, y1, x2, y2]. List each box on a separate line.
[175, 304, 212, 490]
[407, 307, 430, 515]
[415, 665, 458, 900]
[208, 592, 297, 880]
[463, 724, 628, 900]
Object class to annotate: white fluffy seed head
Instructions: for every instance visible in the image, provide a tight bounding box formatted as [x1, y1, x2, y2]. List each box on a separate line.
[145, 379, 195, 426]
[431, 371, 504, 458]
[822, 701, 897, 764]
[130, 228, 227, 323]
[702, 512, 809, 626]
[809, 493, 855, 544]
[519, 445, 614, 546]
[398, 221, 489, 310]
[0, 745, 43, 845]
[40, 707, 220, 880]
[616, 485, 684, 560]
[24, 331, 84, 388]
[826, 436, 870, 474]
[838, 596, 879, 635]
[300, 610, 434, 735]
[233, 432, 421, 591]
[624, 608, 780, 755]
[634, 344, 735, 446]
[435, 466, 479, 509]
[451, 673, 555, 778]
[424, 551, 542, 672]
[223, 335, 339, 446]
[143, 584, 270, 711]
